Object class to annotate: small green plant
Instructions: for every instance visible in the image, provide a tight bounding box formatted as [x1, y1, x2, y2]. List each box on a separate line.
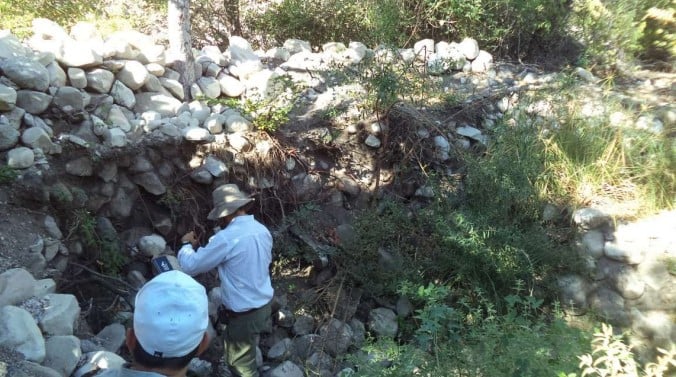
[0, 166, 18, 184]
[576, 323, 676, 377]
[68, 209, 127, 276]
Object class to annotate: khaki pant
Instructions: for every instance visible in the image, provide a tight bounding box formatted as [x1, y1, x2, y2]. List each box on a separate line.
[224, 302, 272, 377]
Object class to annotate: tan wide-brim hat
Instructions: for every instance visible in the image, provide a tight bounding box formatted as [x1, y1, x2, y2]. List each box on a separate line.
[207, 184, 254, 220]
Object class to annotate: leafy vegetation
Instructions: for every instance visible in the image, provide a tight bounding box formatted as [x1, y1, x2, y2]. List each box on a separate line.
[67, 209, 127, 276]
[0, 166, 18, 184]
[576, 324, 676, 377]
[350, 284, 589, 376]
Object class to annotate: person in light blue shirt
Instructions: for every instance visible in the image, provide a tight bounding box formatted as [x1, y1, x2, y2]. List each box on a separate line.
[178, 184, 273, 377]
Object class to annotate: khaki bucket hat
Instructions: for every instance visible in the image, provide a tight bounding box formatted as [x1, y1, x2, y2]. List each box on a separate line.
[207, 184, 254, 220]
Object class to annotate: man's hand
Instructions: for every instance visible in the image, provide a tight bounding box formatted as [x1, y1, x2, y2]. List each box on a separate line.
[181, 231, 198, 247]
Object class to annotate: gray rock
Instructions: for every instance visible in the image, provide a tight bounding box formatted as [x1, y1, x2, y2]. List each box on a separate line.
[267, 338, 294, 361]
[557, 274, 590, 314]
[581, 230, 605, 259]
[293, 334, 322, 359]
[143, 74, 164, 92]
[218, 74, 245, 97]
[283, 39, 312, 54]
[4, 106, 25, 129]
[6, 147, 35, 169]
[116, 60, 149, 90]
[0, 306, 46, 362]
[269, 360, 304, 377]
[93, 323, 126, 352]
[110, 80, 136, 109]
[202, 114, 224, 134]
[413, 39, 434, 61]
[39, 293, 81, 336]
[0, 122, 20, 150]
[43, 238, 60, 262]
[132, 172, 166, 195]
[110, 187, 134, 219]
[458, 37, 480, 60]
[190, 168, 214, 184]
[572, 208, 609, 230]
[17, 361, 61, 377]
[67, 68, 87, 89]
[103, 127, 127, 147]
[0, 57, 50, 91]
[349, 318, 365, 348]
[86, 69, 115, 94]
[43, 335, 81, 377]
[134, 92, 182, 117]
[471, 50, 493, 73]
[612, 266, 645, 300]
[197, 76, 221, 99]
[33, 279, 56, 298]
[0, 84, 17, 111]
[107, 105, 132, 131]
[575, 67, 596, 83]
[306, 350, 333, 373]
[159, 77, 185, 100]
[21, 126, 53, 151]
[65, 156, 94, 176]
[0, 268, 37, 308]
[275, 307, 294, 328]
[224, 113, 252, 133]
[365, 134, 381, 148]
[203, 155, 228, 178]
[0, 32, 32, 59]
[43, 215, 62, 240]
[46, 61, 67, 87]
[368, 307, 398, 338]
[588, 287, 630, 326]
[604, 240, 645, 265]
[293, 314, 315, 336]
[318, 318, 353, 357]
[53, 86, 84, 112]
[16, 90, 52, 114]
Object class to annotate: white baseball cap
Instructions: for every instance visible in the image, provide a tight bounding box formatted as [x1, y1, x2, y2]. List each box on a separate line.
[133, 270, 209, 358]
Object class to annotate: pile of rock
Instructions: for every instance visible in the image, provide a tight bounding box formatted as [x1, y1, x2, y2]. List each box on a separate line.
[558, 208, 676, 361]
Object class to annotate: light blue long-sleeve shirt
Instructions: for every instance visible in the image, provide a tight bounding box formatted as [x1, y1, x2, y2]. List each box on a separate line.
[177, 215, 274, 312]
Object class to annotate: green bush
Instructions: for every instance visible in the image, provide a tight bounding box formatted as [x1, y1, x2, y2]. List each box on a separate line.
[576, 323, 676, 377]
[67, 209, 127, 276]
[351, 284, 589, 376]
[0, 166, 18, 184]
[248, 0, 371, 48]
[638, 7, 676, 65]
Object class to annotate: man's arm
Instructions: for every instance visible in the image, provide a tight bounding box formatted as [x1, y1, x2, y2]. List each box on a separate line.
[177, 232, 228, 275]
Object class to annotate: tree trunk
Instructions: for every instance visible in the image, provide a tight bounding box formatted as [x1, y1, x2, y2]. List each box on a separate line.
[168, 0, 196, 100]
[224, 0, 242, 36]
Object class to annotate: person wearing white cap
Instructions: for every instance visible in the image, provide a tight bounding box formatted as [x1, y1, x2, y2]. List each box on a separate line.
[96, 270, 210, 377]
[177, 184, 273, 377]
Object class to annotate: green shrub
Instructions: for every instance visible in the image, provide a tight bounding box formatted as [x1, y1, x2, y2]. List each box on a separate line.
[67, 209, 127, 276]
[248, 0, 371, 48]
[638, 7, 676, 65]
[576, 323, 676, 377]
[0, 166, 18, 184]
[351, 284, 589, 376]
